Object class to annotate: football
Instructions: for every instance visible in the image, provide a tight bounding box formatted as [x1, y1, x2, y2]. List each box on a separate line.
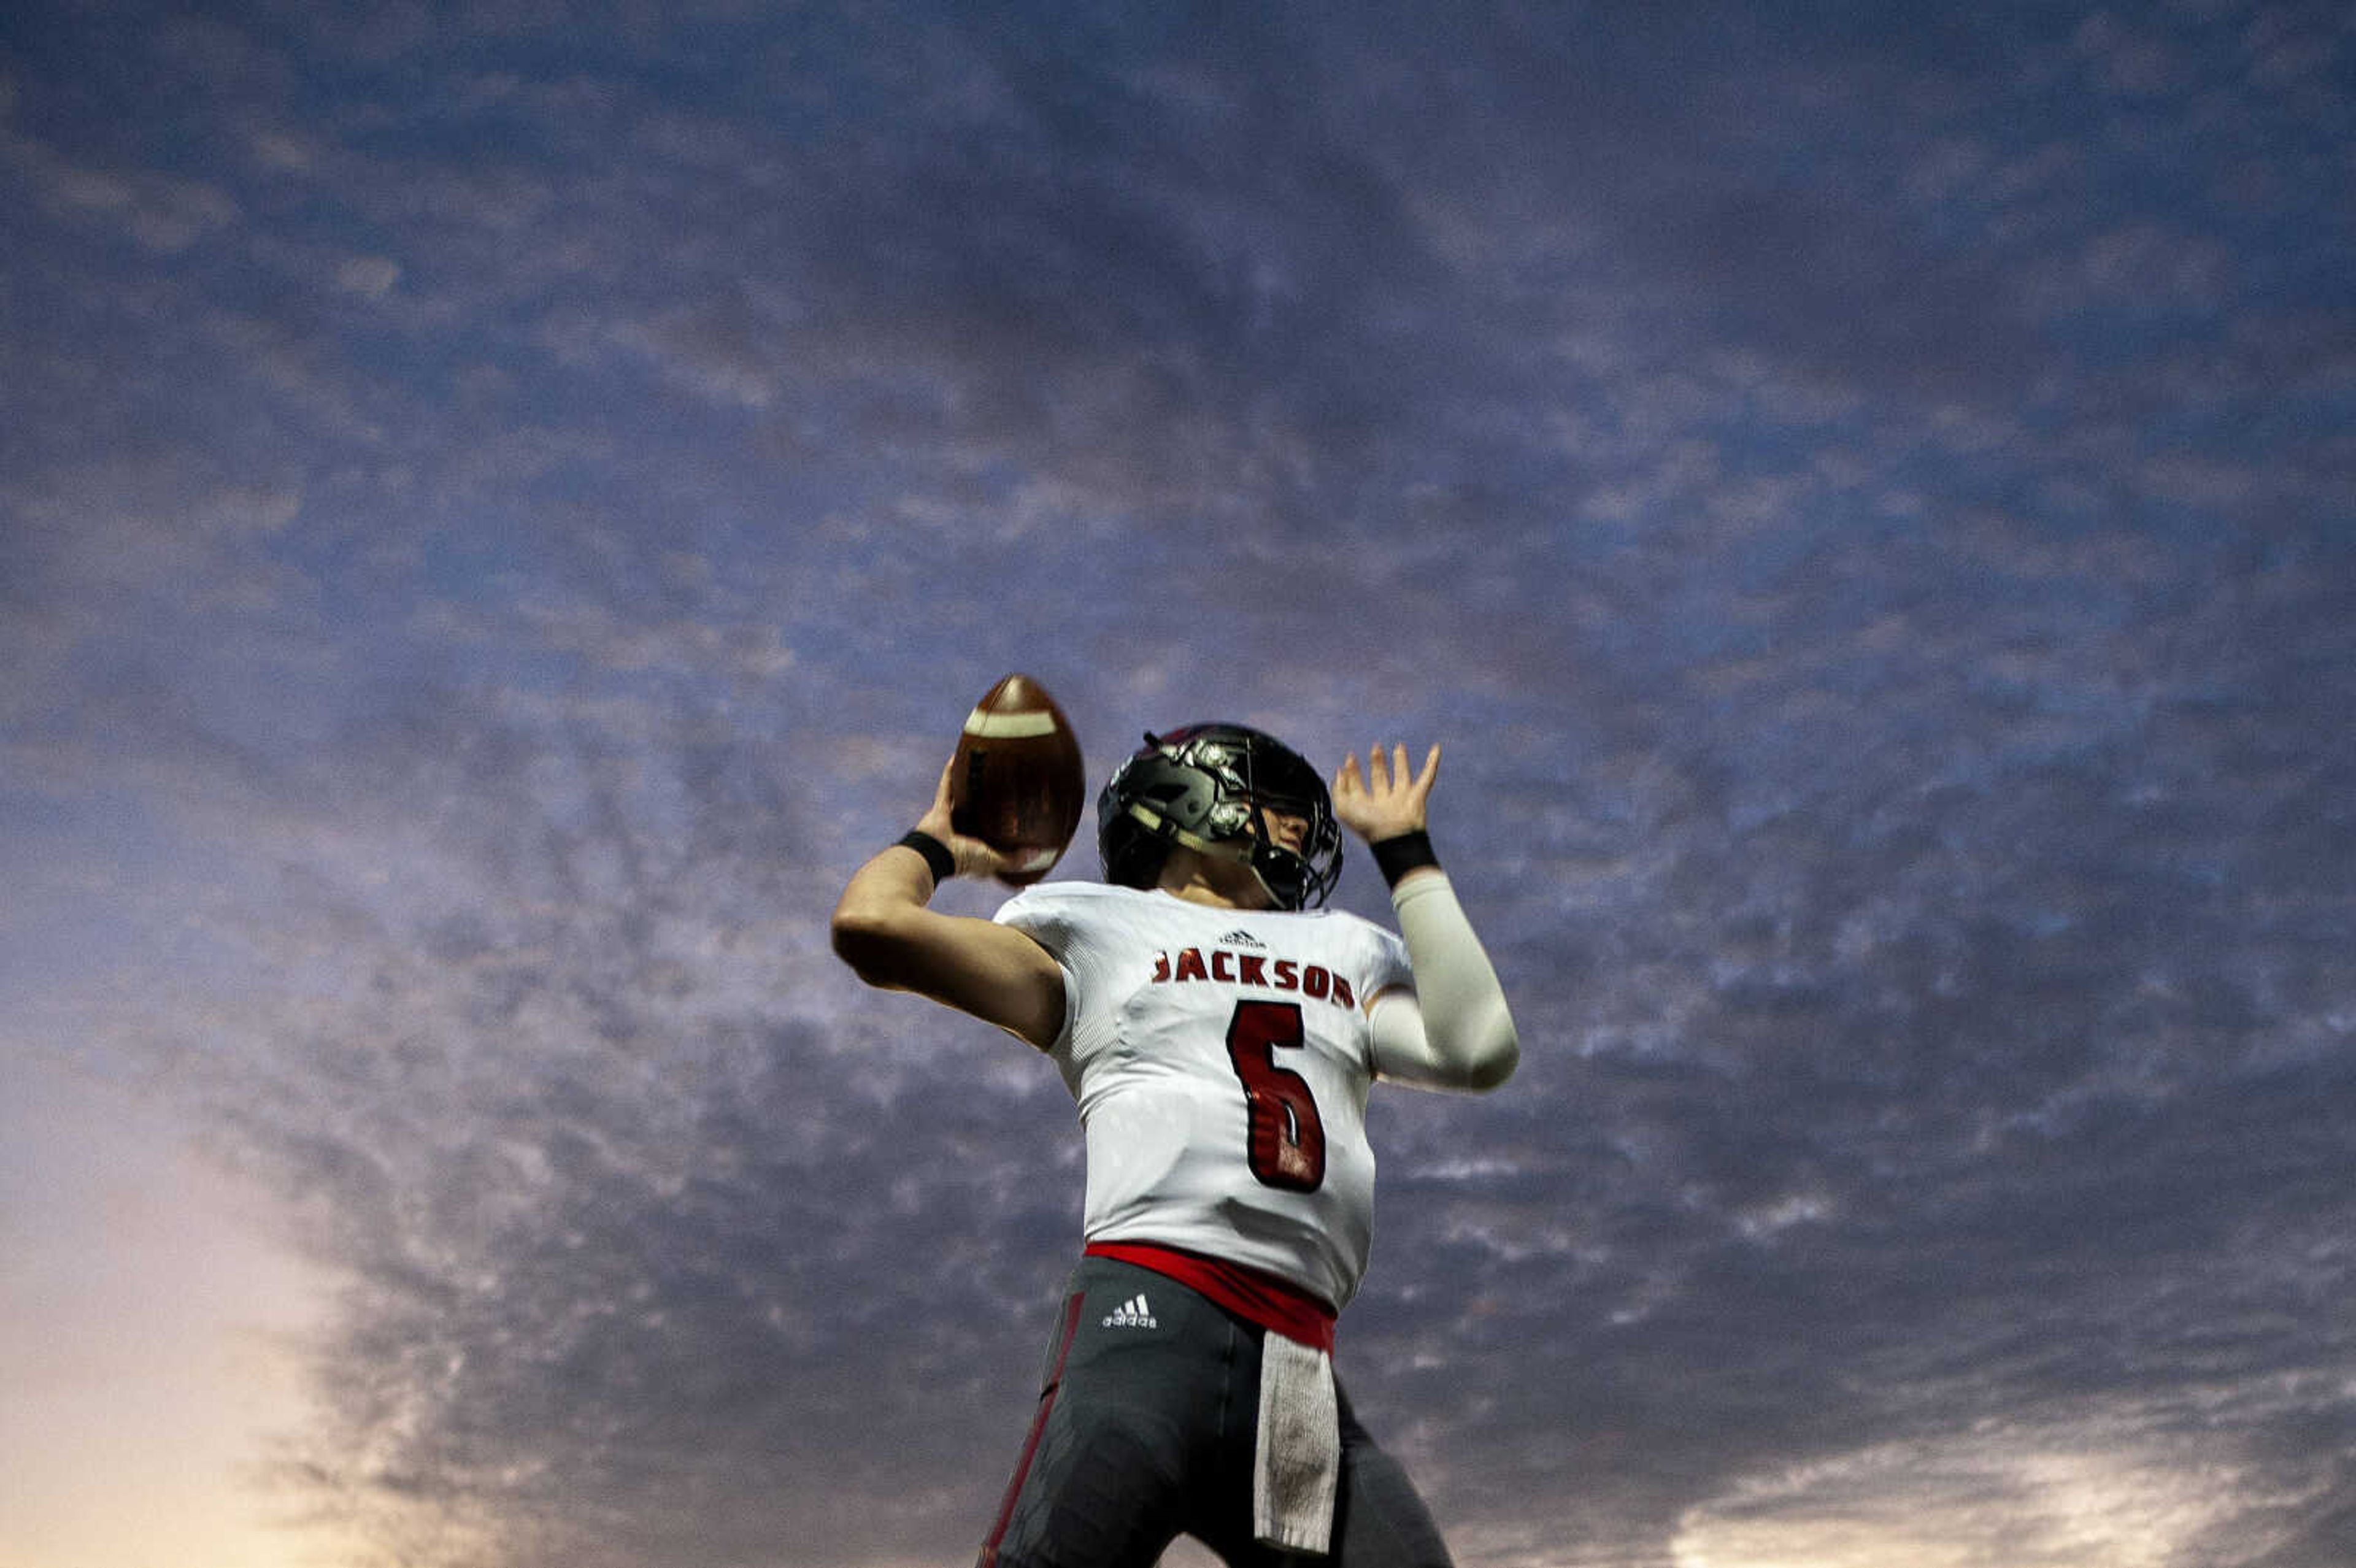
[949, 672, 1087, 885]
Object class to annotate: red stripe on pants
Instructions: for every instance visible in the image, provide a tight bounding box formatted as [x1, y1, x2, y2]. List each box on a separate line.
[977, 1289, 1087, 1567]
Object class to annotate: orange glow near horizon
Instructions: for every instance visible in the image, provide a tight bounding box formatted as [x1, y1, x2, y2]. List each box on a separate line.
[1, 1053, 360, 1568]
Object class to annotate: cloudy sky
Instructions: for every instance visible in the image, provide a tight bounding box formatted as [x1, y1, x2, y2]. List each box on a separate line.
[5, 3, 2353, 1566]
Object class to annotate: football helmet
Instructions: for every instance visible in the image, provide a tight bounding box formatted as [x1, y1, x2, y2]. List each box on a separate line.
[1098, 724, 1344, 910]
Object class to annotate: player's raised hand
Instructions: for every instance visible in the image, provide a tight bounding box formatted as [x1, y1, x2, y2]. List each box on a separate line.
[915, 755, 1020, 880]
[1332, 742, 1440, 844]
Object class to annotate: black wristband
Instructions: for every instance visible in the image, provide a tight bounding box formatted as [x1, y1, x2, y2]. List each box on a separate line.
[1371, 829, 1440, 888]
[895, 830, 957, 887]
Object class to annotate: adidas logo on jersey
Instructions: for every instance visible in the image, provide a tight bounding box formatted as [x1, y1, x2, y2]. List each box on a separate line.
[1101, 1293, 1158, 1329]
[1220, 929, 1266, 950]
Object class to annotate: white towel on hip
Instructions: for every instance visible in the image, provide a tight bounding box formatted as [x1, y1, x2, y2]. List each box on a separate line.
[1253, 1329, 1341, 1553]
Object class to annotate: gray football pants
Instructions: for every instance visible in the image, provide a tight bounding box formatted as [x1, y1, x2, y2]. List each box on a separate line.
[977, 1256, 1453, 1567]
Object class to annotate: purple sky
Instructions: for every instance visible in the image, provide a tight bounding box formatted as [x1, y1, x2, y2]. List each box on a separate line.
[5, 4, 2354, 1566]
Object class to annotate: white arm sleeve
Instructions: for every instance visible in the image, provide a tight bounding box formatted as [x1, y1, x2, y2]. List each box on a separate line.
[1367, 872, 1519, 1091]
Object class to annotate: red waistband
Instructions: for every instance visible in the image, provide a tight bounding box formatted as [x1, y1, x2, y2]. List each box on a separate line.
[1084, 1241, 1337, 1352]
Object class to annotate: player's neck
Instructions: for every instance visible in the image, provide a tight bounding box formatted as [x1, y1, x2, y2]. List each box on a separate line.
[1163, 883, 1244, 909]
[1155, 848, 1272, 912]
[1155, 869, 1257, 910]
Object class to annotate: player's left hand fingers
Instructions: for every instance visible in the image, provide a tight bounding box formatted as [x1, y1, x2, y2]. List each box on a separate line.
[1332, 750, 1365, 799]
[1368, 742, 1438, 801]
[1333, 742, 1436, 839]
[1404, 742, 1440, 804]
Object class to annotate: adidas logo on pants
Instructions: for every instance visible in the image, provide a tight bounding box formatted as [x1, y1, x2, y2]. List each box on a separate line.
[1102, 1293, 1158, 1329]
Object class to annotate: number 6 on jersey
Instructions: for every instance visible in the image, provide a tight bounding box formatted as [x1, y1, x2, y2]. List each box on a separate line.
[1225, 1001, 1326, 1191]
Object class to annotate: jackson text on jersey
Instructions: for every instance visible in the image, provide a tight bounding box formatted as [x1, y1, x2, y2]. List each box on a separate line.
[1147, 943, 1359, 1010]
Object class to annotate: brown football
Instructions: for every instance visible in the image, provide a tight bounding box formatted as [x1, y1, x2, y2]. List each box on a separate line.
[949, 672, 1087, 886]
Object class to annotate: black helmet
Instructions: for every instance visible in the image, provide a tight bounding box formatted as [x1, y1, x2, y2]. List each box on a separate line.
[1097, 724, 1344, 910]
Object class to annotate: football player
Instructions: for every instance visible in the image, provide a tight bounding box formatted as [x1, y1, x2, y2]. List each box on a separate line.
[832, 725, 1519, 1567]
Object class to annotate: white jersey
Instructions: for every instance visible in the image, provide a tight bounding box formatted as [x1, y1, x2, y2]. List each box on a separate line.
[995, 882, 1415, 1310]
